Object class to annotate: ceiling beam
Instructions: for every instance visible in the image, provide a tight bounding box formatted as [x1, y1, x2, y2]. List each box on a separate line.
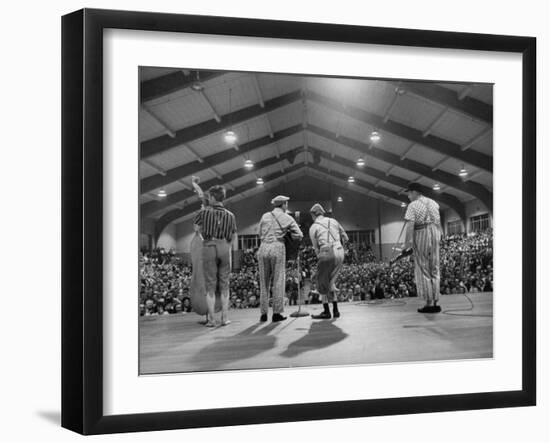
[140, 69, 224, 103]
[400, 142, 416, 160]
[251, 74, 265, 108]
[383, 84, 405, 123]
[141, 123, 302, 194]
[154, 162, 305, 237]
[308, 145, 465, 217]
[458, 84, 475, 101]
[306, 168, 405, 207]
[141, 89, 302, 159]
[461, 127, 492, 151]
[154, 162, 419, 238]
[142, 147, 302, 217]
[309, 164, 407, 207]
[392, 81, 492, 125]
[183, 144, 204, 163]
[305, 89, 492, 173]
[142, 159, 167, 176]
[422, 107, 448, 137]
[197, 90, 221, 122]
[141, 105, 176, 138]
[307, 123, 492, 210]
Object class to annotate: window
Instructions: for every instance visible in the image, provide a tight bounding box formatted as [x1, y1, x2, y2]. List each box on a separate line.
[238, 234, 260, 250]
[469, 213, 491, 233]
[447, 220, 463, 235]
[346, 230, 376, 245]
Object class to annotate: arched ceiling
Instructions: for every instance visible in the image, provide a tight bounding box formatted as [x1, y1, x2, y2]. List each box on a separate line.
[139, 68, 493, 231]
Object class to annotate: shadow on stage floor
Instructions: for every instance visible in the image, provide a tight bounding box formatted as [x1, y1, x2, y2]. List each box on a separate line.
[280, 320, 348, 358]
[192, 323, 279, 370]
[139, 293, 493, 374]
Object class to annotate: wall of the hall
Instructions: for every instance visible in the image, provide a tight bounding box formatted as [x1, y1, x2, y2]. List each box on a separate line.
[140, 217, 156, 250]
[168, 188, 407, 261]
[443, 198, 492, 233]
[157, 223, 177, 250]
[142, 194, 493, 261]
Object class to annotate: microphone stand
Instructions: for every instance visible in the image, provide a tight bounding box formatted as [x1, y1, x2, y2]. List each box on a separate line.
[290, 252, 309, 317]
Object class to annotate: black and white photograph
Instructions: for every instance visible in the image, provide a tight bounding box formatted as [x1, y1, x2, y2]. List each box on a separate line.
[0, 0, 542, 440]
[138, 68, 494, 375]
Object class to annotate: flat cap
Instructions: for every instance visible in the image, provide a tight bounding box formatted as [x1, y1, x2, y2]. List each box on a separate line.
[405, 182, 423, 193]
[309, 203, 326, 215]
[271, 195, 290, 205]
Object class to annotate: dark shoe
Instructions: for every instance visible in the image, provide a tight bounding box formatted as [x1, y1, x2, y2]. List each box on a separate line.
[260, 314, 268, 322]
[418, 305, 438, 313]
[333, 310, 340, 318]
[272, 313, 287, 322]
[432, 305, 442, 313]
[311, 312, 332, 319]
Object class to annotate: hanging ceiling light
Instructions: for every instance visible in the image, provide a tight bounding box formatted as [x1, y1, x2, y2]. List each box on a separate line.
[157, 188, 167, 198]
[224, 130, 237, 145]
[256, 177, 264, 185]
[244, 159, 254, 169]
[369, 130, 381, 143]
[433, 183, 441, 191]
[356, 157, 365, 167]
[459, 166, 468, 178]
[190, 72, 204, 91]
[224, 87, 236, 145]
[395, 87, 406, 96]
[337, 196, 343, 202]
[347, 176, 355, 183]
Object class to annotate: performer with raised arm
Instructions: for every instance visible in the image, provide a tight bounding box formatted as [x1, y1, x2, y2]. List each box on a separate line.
[402, 182, 444, 313]
[309, 203, 348, 320]
[188, 176, 221, 323]
[193, 184, 237, 327]
[257, 195, 303, 322]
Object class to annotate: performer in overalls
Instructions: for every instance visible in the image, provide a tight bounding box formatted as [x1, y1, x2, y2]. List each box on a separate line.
[309, 203, 348, 319]
[257, 195, 303, 322]
[402, 183, 444, 313]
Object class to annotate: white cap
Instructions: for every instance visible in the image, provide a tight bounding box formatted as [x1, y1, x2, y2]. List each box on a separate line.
[271, 195, 290, 205]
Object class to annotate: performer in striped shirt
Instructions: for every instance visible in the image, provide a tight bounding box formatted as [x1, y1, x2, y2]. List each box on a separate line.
[403, 183, 444, 313]
[193, 185, 237, 326]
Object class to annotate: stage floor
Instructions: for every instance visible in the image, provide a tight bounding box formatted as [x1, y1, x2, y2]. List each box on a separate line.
[139, 293, 493, 375]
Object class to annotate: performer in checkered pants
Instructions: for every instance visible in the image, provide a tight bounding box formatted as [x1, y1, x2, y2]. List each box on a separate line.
[403, 183, 444, 313]
[257, 195, 303, 323]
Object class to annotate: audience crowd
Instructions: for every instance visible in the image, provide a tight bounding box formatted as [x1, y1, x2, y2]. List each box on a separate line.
[139, 230, 493, 315]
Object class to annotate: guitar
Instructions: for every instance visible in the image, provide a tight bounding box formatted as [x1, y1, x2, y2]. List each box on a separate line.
[389, 247, 413, 266]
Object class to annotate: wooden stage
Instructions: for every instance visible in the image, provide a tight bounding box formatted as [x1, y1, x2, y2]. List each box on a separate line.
[139, 293, 493, 375]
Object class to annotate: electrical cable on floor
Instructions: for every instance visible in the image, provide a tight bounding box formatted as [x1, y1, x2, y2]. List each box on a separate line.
[352, 293, 491, 316]
[441, 293, 492, 318]
[355, 299, 408, 307]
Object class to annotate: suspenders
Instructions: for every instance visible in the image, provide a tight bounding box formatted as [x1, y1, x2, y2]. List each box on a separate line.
[313, 218, 339, 244]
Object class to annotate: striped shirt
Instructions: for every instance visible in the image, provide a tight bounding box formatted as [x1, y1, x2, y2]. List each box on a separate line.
[193, 202, 237, 242]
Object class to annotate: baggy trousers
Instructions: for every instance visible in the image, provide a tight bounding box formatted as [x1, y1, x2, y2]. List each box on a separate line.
[413, 224, 441, 302]
[258, 241, 286, 315]
[316, 244, 345, 303]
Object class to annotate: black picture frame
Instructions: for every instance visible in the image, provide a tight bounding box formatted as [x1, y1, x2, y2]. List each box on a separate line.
[61, 8, 536, 435]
